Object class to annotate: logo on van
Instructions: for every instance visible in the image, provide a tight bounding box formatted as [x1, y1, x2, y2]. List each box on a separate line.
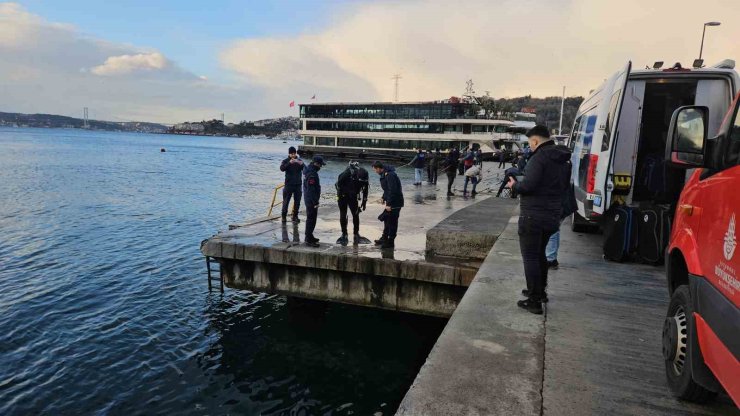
[724, 214, 737, 261]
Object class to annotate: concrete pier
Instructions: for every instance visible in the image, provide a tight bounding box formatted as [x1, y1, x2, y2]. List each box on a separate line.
[201, 188, 517, 317]
[397, 214, 738, 415]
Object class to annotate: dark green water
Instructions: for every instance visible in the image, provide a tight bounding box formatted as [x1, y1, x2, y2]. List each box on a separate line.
[0, 128, 446, 415]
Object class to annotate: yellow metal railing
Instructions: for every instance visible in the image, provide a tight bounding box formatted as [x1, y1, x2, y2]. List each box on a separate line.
[267, 184, 297, 217]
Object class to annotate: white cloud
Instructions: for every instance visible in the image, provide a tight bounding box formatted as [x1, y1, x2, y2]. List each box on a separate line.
[0, 3, 261, 123]
[221, 0, 740, 102]
[90, 52, 168, 76]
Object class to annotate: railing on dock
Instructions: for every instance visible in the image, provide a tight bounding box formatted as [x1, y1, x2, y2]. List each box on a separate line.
[266, 183, 296, 217]
[267, 184, 285, 217]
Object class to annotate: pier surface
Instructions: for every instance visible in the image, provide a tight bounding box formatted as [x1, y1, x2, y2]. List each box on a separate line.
[201, 186, 517, 316]
[397, 214, 738, 415]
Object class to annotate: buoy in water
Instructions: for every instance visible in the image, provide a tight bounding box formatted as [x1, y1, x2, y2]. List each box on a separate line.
[160, 148, 166, 152]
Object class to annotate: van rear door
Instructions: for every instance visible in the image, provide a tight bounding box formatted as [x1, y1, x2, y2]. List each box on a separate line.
[599, 61, 632, 213]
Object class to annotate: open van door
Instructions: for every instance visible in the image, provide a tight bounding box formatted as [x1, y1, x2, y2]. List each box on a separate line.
[599, 61, 632, 213]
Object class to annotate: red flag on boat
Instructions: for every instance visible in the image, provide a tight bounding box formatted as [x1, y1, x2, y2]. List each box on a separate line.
[289, 100, 295, 107]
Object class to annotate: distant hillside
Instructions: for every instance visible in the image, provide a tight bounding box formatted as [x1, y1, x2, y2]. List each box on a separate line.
[0, 112, 168, 133]
[477, 95, 584, 134]
[171, 117, 299, 137]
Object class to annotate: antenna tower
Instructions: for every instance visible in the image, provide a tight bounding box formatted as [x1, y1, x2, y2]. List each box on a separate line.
[391, 74, 402, 102]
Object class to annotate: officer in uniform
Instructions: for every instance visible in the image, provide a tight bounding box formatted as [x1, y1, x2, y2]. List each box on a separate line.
[303, 156, 326, 247]
[335, 161, 371, 245]
[279, 146, 303, 222]
[372, 161, 404, 249]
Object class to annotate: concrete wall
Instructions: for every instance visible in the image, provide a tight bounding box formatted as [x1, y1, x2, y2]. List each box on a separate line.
[220, 258, 467, 317]
[426, 197, 517, 259]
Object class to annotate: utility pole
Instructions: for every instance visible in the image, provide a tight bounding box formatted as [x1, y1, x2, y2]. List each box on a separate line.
[221, 113, 224, 123]
[83, 107, 89, 128]
[558, 86, 565, 135]
[391, 74, 402, 102]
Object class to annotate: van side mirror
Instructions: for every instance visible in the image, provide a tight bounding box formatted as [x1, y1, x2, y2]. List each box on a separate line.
[665, 106, 708, 168]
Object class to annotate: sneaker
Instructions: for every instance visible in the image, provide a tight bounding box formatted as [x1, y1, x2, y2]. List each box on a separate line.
[374, 236, 387, 246]
[291, 216, 300, 223]
[381, 239, 395, 249]
[517, 299, 543, 315]
[305, 240, 320, 248]
[447, 192, 455, 196]
[471, 191, 477, 196]
[521, 289, 549, 303]
[336, 234, 349, 245]
[547, 260, 559, 269]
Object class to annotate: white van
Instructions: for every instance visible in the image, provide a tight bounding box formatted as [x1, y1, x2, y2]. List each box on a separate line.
[569, 60, 740, 231]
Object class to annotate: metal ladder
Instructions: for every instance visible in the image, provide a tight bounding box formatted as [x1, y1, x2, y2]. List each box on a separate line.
[204, 255, 223, 293]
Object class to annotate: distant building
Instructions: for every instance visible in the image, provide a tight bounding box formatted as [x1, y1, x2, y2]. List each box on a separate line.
[173, 122, 205, 133]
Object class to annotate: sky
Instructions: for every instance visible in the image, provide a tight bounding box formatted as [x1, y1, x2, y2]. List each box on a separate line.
[1, 0, 739, 124]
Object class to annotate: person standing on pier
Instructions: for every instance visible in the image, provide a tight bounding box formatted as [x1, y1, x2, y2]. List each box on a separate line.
[429, 149, 440, 185]
[279, 146, 303, 223]
[335, 161, 371, 245]
[442, 148, 457, 196]
[409, 149, 426, 186]
[303, 156, 326, 247]
[372, 161, 404, 249]
[506, 125, 571, 314]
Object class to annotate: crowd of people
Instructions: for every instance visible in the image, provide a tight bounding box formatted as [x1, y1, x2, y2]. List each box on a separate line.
[279, 125, 576, 316]
[279, 146, 403, 250]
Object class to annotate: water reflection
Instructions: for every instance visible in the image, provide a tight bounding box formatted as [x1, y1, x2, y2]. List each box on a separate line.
[281, 223, 301, 243]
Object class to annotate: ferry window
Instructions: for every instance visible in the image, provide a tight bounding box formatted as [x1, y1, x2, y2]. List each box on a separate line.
[303, 136, 314, 145]
[602, 91, 621, 151]
[317, 137, 334, 146]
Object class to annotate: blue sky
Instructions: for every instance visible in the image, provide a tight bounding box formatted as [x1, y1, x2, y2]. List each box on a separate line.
[2, 0, 738, 123]
[19, 0, 357, 80]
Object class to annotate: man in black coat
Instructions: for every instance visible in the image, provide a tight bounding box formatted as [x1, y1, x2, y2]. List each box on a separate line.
[279, 146, 304, 223]
[442, 148, 458, 196]
[372, 161, 404, 249]
[506, 125, 572, 314]
[335, 161, 370, 245]
[303, 156, 326, 247]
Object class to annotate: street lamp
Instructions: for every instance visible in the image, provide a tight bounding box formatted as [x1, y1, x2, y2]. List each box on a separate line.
[699, 21, 721, 61]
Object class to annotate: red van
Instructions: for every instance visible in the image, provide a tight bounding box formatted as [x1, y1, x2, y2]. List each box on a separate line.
[662, 92, 740, 405]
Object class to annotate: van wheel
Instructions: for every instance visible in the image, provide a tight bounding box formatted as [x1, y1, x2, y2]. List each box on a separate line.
[571, 212, 595, 233]
[662, 285, 717, 403]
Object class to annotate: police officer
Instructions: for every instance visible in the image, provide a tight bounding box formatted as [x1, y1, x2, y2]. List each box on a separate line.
[279, 146, 303, 223]
[303, 156, 325, 247]
[335, 161, 370, 245]
[372, 161, 404, 249]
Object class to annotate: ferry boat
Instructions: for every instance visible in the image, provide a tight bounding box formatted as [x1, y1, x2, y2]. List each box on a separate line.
[297, 99, 529, 161]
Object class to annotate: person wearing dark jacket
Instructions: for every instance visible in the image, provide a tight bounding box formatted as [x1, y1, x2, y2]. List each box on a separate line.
[429, 149, 440, 184]
[442, 148, 458, 196]
[409, 149, 426, 185]
[372, 161, 404, 249]
[496, 154, 528, 197]
[279, 146, 304, 223]
[335, 161, 370, 245]
[506, 125, 571, 314]
[303, 156, 326, 247]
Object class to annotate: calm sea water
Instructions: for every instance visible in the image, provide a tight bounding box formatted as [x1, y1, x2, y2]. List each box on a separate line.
[0, 128, 446, 415]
